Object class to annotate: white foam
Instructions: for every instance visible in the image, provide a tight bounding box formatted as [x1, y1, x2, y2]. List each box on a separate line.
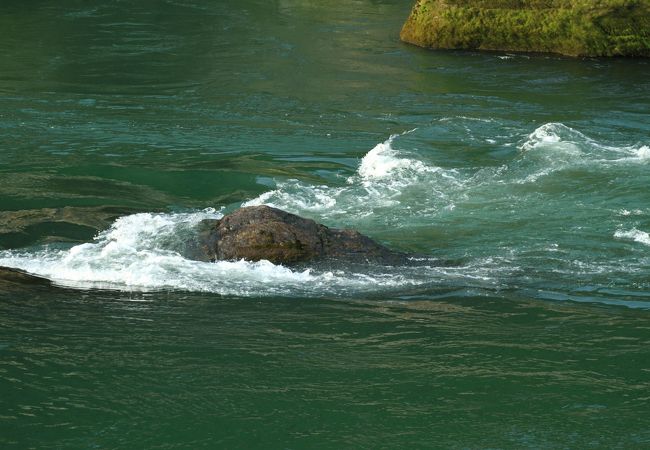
[243, 133, 462, 225]
[617, 209, 644, 217]
[439, 116, 495, 123]
[357, 134, 438, 180]
[615, 228, 650, 247]
[0, 208, 221, 289]
[3, 124, 646, 299]
[357, 138, 408, 179]
[243, 182, 341, 212]
[0, 169, 494, 297]
[0, 208, 431, 296]
[513, 122, 650, 185]
[519, 122, 586, 155]
[631, 145, 650, 160]
[521, 123, 649, 164]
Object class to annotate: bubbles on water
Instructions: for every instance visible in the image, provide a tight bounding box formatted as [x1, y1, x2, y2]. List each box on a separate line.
[0, 208, 224, 291]
[618, 209, 644, 217]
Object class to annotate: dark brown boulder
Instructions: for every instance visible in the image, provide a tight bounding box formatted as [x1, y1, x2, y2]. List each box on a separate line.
[198, 206, 407, 265]
[0, 266, 52, 290]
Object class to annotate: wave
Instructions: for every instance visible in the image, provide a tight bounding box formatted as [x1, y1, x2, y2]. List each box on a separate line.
[519, 122, 649, 165]
[244, 122, 649, 229]
[0, 121, 647, 306]
[237, 121, 649, 306]
[243, 131, 463, 228]
[615, 228, 650, 247]
[0, 208, 435, 296]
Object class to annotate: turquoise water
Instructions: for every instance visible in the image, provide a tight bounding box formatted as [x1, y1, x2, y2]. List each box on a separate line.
[1, 0, 650, 448]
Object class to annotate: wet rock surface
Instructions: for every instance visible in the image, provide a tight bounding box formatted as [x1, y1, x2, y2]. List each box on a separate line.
[0, 266, 52, 290]
[197, 206, 408, 265]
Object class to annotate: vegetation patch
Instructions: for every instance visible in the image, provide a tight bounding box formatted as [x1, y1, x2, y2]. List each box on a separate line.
[400, 0, 650, 57]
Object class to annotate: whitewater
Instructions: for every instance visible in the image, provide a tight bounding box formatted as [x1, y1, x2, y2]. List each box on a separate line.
[1, 122, 648, 306]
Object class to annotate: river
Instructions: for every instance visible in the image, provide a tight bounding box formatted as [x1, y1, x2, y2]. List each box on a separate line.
[1, 0, 649, 448]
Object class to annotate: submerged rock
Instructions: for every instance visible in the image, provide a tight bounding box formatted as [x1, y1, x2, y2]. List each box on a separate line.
[400, 0, 650, 57]
[0, 266, 52, 289]
[197, 206, 408, 265]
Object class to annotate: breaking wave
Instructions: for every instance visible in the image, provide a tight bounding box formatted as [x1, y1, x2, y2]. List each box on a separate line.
[615, 228, 650, 247]
[0, 121, 648, 306]
[0, 209, 440, 296]
[519, 122, 649, 168]
[244, 122, 649, 229]
[243, 131, 463, 228]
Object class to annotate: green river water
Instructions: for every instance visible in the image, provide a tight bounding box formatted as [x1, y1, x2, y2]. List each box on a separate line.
[1, 0, 650, 448]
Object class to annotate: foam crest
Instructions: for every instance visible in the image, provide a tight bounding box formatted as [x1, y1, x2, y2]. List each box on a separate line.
[244, 133, 461, 225]
[519, 122, 587, 156]
[637, 146, 650, 159]
[615, 228, 650, 247]
[627, 145, 650, 161]
[0, 208, 224, 291]
[1, 123, 646, 303]
[357, 134, 437, 180]
[0, 208, 438, 296]
[520, 123, 649, 163]
[513, 122, 649, 183]
[244, 123, 648, 229]
[243, 182, 342, 213]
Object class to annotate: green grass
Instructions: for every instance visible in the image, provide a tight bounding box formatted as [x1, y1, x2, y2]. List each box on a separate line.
[401, 0, 650, 57]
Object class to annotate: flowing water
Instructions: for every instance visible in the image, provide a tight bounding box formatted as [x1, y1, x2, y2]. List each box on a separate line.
[1, 0, 650, 448]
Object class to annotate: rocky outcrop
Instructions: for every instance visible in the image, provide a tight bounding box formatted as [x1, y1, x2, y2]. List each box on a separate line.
[0, 267, 52, 290]
[197, 206, 407, 265]
[400, 0, 650, 57]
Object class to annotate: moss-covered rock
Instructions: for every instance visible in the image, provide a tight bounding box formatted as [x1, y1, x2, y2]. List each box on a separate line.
[400, 0, 650, 57]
